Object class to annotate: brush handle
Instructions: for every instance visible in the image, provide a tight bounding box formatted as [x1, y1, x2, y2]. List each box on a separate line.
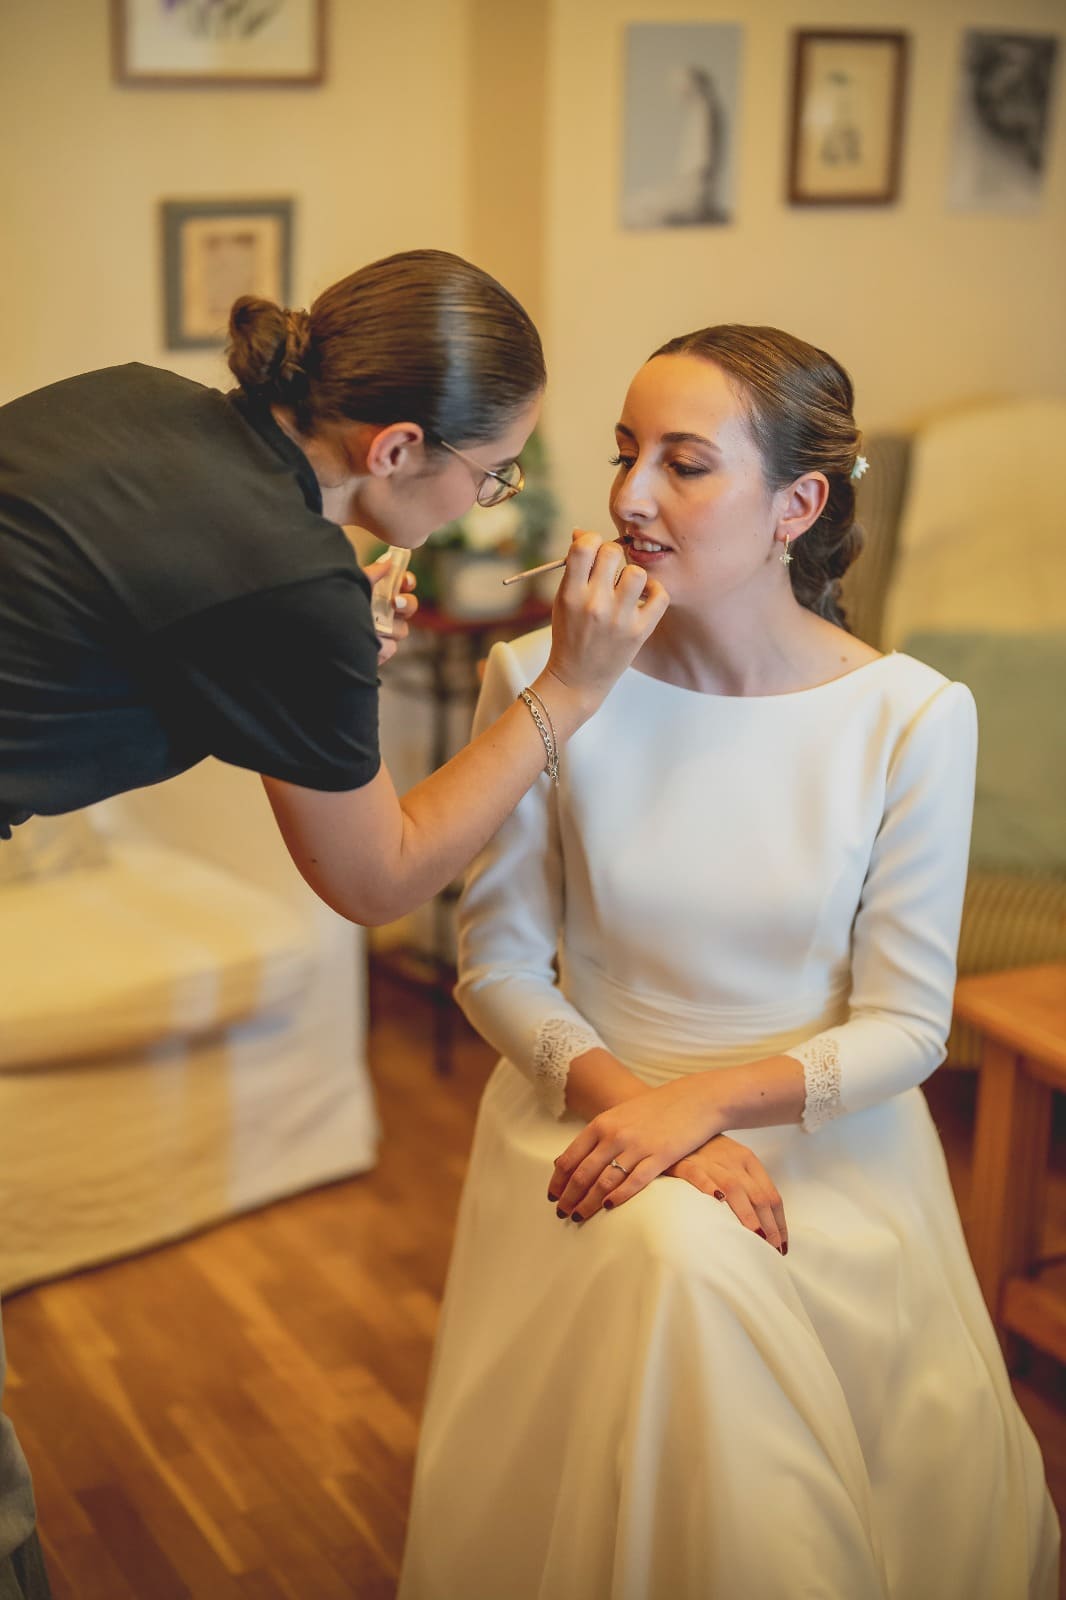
[501, 557, 568, 587]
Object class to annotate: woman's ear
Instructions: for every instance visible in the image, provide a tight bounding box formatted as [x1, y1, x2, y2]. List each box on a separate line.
[361, 421, 427, 480]
[776, 471, 829, 546]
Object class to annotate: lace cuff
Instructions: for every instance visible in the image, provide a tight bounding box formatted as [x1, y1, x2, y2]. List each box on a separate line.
[532, 1016, 605, 1119]
[789, 1034, 844, 1133]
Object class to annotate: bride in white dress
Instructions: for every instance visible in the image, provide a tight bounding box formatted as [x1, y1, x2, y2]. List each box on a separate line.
[399, 326, 1059, 1599]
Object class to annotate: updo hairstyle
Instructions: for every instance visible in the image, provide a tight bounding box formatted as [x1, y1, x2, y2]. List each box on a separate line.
[651, 325, 864, 628]
[227, 248, 545, 449]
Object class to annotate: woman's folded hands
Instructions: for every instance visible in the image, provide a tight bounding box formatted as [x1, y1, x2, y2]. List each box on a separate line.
[664, 1136, 788, 1253]
[549, 1076, 788, 1252]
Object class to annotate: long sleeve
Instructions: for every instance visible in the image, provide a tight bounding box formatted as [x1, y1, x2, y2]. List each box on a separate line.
[786, 680, 978, 1130]
[454, 637, 605, 1117]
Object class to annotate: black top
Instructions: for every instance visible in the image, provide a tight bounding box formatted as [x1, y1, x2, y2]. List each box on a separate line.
[0, 363, 382, 836]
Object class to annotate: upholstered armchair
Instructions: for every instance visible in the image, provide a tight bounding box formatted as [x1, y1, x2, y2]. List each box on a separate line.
[842, 399, 1066, 1068]
[0, 759, 378, 1293]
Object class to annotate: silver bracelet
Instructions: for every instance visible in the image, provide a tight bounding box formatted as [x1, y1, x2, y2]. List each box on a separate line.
[523, 684, 558, 757]
[518, 688, 559, 785]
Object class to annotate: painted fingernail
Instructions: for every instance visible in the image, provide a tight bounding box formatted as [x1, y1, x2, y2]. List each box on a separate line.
[713, 1190, 725, 1201]
[603, 1200, 614, 1211]
[571, 1212, 584, 1224]
[547, 1193, 559, 1203]
[781, 1242, 789, 1256]
[756, 1228, 767, 1239]
[556, 1208, 568, 1219]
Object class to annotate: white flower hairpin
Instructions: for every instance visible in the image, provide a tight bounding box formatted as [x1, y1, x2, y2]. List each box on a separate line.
[850, 455, 869, 482]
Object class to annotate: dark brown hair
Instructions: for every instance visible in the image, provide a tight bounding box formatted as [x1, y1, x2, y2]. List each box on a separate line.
[227, 248, 545, 447]
[650, 325, 864, 628]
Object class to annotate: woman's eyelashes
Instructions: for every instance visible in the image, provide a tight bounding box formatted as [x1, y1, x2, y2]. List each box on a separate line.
[608, 452, 709, 479]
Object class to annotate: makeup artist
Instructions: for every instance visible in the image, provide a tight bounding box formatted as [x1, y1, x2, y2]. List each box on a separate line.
[0, 246, 668, 1597]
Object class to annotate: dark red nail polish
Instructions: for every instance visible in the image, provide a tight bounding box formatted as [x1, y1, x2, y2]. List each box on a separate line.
[756, 1228, 767, 1239]
[571, 1212, 584, 1223]
[781, 1242, 789, 1256]
[713, 1190, 725, 1201]
[556, 1208, 568, 1219]
[604, 1200, 614, 1211]
[547, 1194, 559, 1203]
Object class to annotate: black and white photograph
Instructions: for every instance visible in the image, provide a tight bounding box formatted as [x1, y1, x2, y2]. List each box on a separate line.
[113, 0, 325, 86]
[621, 23, 743, 230]
[947, 31, 1060, 213]
[788, 31, 908, 205]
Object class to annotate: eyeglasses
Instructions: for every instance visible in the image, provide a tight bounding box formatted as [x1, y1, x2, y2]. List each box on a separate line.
[437, 439, 525, 507]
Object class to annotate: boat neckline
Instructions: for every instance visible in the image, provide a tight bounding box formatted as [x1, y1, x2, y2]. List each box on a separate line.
[626, 650, 898, 703]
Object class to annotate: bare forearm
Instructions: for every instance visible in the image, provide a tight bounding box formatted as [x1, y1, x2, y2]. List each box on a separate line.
[263, 670, 589, 926]
[390, 674, 584, 916]
[564, 1048, 806, 1134]
[564, 1048, 651, 1120]
[266, 535, 670, 926]
[704, 1056, 806, 1132]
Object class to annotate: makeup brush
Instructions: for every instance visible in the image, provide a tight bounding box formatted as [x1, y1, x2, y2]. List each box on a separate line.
[500, 556, 568, 587]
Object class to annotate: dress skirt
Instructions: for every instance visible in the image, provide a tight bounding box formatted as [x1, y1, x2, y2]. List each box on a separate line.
[401, 642, 1059, 1598]
[400, 1054, 1058, 1600]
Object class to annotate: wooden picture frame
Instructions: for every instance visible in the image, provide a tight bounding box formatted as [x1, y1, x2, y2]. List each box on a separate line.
[114, 0, 325, 88]
[788, 30, 908, 205]
[161, 198, 294, 350]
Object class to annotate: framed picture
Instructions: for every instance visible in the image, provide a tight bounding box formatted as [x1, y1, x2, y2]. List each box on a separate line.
[161, 198, 293, 350]
[621, 23, 743, 229]
[788, 31, 908, 205]
[113, 0, 325, 87]
[947, 31, 1060, 214]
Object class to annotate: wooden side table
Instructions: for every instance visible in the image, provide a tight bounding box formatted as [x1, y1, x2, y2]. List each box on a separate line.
[374, 597, 552, 1072]
[956, 963, 1066, 1366]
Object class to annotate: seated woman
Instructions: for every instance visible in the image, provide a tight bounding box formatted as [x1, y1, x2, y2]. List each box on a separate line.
[399, 326, 1059, 1599]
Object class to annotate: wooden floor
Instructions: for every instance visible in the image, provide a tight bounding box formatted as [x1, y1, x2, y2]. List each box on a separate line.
[4, 969, 1066, 1599]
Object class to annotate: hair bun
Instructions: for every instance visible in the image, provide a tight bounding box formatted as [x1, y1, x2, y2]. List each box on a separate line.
[226, 296, 312, 402]
[230, 248, 546, 438]
[277, 308, 312, 392]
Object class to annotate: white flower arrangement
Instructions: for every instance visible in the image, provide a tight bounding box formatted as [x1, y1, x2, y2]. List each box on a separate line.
[450, 495, 525, 553]
[850, 454, 870, 482]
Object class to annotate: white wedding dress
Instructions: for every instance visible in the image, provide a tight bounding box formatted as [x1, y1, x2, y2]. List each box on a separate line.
[399, 629, 1058, 1600]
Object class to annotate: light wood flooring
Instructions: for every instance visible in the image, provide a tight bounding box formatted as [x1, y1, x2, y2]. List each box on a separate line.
[4, 968, 1066, 1598]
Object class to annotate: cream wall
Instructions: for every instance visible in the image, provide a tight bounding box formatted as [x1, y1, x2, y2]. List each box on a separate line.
[467, 0, 549, 328]
[0, 0, 470, 404]
[5, 1, 1062, 524]
[543, 0, 1066, 536]
[2, 1, 1063, 963]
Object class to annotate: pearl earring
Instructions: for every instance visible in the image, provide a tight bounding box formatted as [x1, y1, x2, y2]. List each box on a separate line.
[779, 535, 793, 567]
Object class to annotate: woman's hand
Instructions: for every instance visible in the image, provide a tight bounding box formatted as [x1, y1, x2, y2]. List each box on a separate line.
[665, 1135, 788, 1253]
[535, 532, 669, 724]
[363, 553, 418, 666]
[549, 1075, 724, 1222]
[266, 540, 663, 928]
